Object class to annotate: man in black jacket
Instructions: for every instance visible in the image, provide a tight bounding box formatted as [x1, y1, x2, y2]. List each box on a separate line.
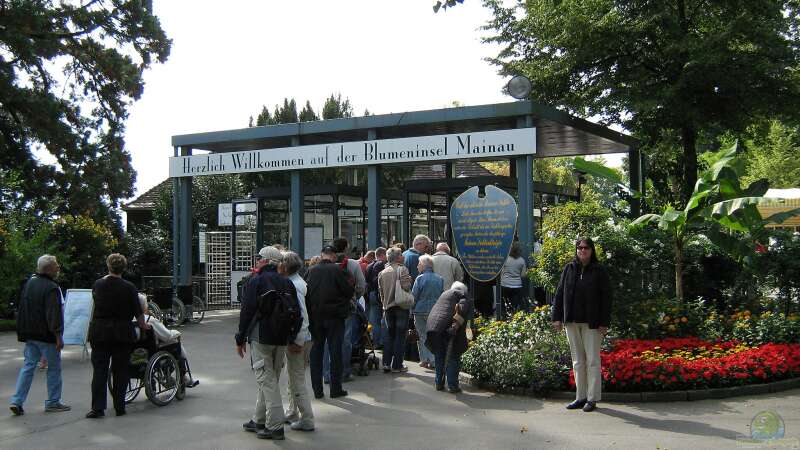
[236, 246, 298, 441]
[305, 245, 355, 399]
[9, 255, 71, 415]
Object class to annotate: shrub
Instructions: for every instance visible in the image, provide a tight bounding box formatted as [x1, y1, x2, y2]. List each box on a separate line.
[462, 307, 571, 393]
[729, 311, 800, 346]
[52, 215, 118, 290]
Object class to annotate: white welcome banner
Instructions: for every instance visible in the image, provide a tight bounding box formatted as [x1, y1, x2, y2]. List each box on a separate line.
[169, 128, 536, 177]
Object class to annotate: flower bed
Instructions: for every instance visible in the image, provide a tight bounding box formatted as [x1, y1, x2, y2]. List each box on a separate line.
[598, 337, 800, 392]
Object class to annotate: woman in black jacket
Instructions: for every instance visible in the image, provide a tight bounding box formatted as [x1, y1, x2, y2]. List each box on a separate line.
[86, 254, 149, 418]
[551, 237, 611, 413]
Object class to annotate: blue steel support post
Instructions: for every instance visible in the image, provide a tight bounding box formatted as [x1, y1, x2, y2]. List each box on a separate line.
[367, 129, 381, 250]
[290, 136, 304, 255]
[516, 116, 535, 305]
[173, 146, 193, 311]
[172, 146, 181, 288]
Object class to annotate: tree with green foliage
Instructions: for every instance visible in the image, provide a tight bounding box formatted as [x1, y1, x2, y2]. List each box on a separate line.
[478, 0, 800, 205]
[741, 121, 800, 189]
[299, 101, 319, 122]
[0, 0, 171, 227]
[322, 93, 353, 120]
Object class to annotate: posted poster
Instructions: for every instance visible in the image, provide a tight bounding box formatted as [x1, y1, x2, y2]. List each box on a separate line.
[62, 289, 93, 346]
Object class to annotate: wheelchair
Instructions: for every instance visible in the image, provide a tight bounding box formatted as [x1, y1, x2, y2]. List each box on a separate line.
[109, 328, 197, 407]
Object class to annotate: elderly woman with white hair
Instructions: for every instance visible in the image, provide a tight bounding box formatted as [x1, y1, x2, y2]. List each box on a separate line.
[424, 281, 473, 393]
[136, 294, 196, 386]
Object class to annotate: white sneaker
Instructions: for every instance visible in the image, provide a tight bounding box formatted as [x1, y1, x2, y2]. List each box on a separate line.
[290, 421, 315, 432]
[182, 373, 192, 385]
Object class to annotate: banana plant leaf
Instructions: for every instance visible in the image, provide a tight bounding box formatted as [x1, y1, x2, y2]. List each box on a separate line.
[573, 157, 642, 198]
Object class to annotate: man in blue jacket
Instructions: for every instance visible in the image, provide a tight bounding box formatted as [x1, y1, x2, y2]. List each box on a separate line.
[10, 255, 71, 415]
[236, 246, 298, 441]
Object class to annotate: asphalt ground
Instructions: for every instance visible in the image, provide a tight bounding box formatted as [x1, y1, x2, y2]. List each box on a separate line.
[1, 310, 798, 450]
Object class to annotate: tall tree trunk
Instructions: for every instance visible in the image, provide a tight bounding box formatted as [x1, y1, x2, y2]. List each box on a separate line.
[674, 238, 684, 302]
[680, 125, 698, 205]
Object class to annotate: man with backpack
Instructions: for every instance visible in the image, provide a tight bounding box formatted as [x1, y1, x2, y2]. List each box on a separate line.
[305, 245, 355, 399]
[236, 246, 301, 441]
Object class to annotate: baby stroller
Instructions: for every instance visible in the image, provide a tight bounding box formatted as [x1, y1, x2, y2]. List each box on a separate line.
[351, 301, 380, 376]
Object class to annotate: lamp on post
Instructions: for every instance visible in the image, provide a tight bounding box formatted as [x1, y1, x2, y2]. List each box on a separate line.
[505, 75, 532, 100]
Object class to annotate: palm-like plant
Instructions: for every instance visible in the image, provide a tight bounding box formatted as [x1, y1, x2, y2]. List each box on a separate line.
[575, 143, 800, 301]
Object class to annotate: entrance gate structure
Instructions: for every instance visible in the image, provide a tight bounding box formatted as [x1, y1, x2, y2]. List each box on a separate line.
[169, 101, 640, 307]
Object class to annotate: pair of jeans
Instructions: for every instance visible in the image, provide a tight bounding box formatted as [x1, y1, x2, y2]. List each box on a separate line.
[413, 313, 434, 365]
[90, 341, 131, 412]
[367, 291, 385, 347]
[284, 341, 314, 428]
[250, 342, 286, 431]
[310, 317, 345, 395]
[323, 311, 357, 380]
[382, 307, 409, 370]
[10, 340, 63, 408]
[429, 331, 461, 389]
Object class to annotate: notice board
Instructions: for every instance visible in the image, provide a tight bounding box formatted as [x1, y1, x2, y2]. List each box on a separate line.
[62, 289, 94, 346]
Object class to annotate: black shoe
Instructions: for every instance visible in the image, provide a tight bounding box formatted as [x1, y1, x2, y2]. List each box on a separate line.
[115, 409, 126, 417]
[583, 401, 597, 412]
[243, 420, 265, 432]
[447, 386, 462, 394]
[9, 404, 24, 416]
[566, 399, 587, 410]
[314, 391, 324, 399]
[435, 384, 444, 391]
[85, 410, 105, 419]
[330, 390, 348, 398]
[256, 427, 285, 440]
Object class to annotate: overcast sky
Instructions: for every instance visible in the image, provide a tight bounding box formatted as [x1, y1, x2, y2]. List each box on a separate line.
[125, 1, 623, 199]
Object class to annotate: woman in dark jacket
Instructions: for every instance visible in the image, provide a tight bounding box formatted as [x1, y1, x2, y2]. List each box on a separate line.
[425, 281, 473, 393]
[551, 237, 612, 413]
[86, 254, 148, 418]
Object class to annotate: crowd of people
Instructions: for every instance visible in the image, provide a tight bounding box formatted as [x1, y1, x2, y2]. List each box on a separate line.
[8, 233, 612, 440]
[234, 234, 477, 440]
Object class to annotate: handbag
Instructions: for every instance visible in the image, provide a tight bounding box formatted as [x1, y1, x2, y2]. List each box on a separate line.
[393, 276, 415, 310]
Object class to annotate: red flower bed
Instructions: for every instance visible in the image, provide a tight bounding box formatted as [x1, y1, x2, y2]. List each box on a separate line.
[568, 337, 800, 392]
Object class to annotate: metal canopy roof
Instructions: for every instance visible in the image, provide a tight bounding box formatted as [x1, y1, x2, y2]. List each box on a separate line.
[171, 101, 636, 157]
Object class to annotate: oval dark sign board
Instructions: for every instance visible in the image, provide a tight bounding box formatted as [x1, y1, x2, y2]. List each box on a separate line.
[451, 185, 518, 282]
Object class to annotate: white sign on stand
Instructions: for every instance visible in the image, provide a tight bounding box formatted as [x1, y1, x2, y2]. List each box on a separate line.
[63, 289, 93, 361]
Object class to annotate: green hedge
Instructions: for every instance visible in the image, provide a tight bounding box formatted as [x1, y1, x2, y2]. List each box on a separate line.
[0, 319, 16, 332]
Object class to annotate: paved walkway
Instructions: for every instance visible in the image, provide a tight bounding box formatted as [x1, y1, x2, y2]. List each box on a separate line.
[1, 311, 798, 449]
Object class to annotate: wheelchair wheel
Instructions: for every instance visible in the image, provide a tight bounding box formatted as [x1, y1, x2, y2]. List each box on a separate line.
[108, 371, 144, 404]
[144, 351, 180, 406]
[147, 301, 163, 323]
[188, 295, 206, 324]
